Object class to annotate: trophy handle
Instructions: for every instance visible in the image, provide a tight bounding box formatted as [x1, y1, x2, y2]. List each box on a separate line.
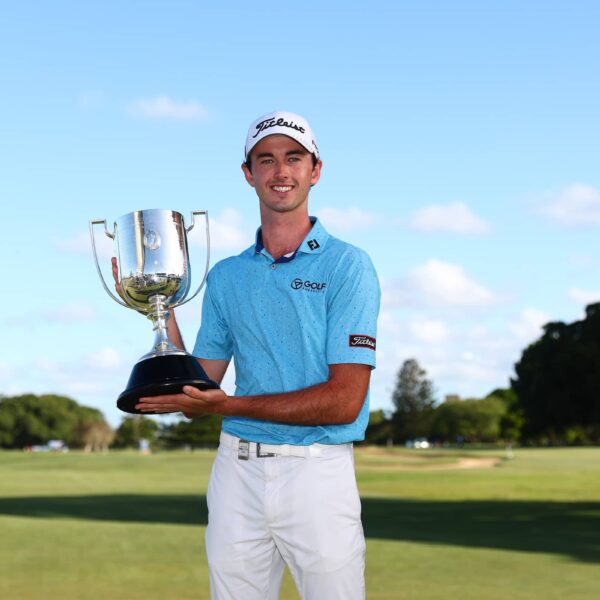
[89, 219, 129, 308]
[174, 210, 211, 307]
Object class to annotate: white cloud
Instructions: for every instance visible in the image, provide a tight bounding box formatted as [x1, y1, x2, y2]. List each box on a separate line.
[44, 301, 97, 323]
[430, 356, 504, 387]
[200, 208, 253, 252]
[53, 229, 114, 260]
[0, 361, 15, 381]
[465, 324, 490, 341]
[128, 96, 209, 121]
[411, 260, 495, 306]
[34, 357, 87, 387]
[35, 347, 124, 380]
[315, 207, 379, 231]
[383, 259, 495, 309]
[86, 347, 123, 370]
[541, 183, 600, 226]
[370, 311, 519, 409]
[380, 278, 411, 309]
[568, 287, 600, 305]
[0, 351, 133, 424]
[30, 347, 129, 402]
[508, 308, 550, 343]
[408, 201, 491, 234]
[408, 319, 449, 343]
[377, 310, 404, 337]
[64, 381, 110, 395]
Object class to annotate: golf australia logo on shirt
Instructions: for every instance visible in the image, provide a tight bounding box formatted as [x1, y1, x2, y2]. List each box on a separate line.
[291, 278, 327, 293]
[349, 334, 376, 351]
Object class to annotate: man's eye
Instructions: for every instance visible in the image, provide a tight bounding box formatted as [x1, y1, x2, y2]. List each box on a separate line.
[261, 159, 274, 165]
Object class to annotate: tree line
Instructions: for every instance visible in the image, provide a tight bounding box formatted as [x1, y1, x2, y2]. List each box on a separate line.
[0, 393, 223, 451]
[2, 302, 599, 449]
[367, 302, 600, 446]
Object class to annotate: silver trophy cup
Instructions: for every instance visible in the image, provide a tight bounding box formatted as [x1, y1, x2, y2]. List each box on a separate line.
[90, 209, 219, 414]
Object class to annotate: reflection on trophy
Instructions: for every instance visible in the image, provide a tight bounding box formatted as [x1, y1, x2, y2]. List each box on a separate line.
[90, 209, 219, 414]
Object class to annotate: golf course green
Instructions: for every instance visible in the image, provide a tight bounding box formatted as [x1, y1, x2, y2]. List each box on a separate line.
[1, 446, 598, 599]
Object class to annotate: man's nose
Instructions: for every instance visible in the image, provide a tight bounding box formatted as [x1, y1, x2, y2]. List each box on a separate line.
[274, 161, 290, 178]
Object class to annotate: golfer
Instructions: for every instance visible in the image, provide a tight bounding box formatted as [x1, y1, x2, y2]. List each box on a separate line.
[137, 110, 381, 600]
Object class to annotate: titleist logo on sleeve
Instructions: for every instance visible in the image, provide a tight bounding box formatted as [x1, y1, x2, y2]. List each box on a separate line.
[253, 117, 306, 138]
[349, 335, 376, 350]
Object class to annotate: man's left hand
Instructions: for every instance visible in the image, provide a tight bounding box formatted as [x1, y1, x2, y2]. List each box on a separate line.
[135, 386, 228, 418]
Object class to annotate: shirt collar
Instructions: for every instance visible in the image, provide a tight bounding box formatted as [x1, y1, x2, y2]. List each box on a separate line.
[298, 217, 328, 254]
[254, 217, 329, 259]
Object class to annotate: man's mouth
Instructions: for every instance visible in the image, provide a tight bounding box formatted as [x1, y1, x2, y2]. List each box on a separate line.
[271, 185, 293, 193]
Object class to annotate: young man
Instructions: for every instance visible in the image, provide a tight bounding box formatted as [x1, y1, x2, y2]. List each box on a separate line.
[137, 111, 380, 600]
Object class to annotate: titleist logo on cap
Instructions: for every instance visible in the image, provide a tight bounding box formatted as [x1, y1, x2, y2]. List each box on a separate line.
[349, 335, 376, 350]
[245, 110, 319, 160]
[253, 117, 306, 139]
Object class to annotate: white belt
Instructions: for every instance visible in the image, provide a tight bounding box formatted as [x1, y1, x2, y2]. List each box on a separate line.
[219, 431, 329, 459]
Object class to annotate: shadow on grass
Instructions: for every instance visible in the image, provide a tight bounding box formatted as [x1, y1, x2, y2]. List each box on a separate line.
[0, 495, 598, 563]
[362, 497, 600, 564]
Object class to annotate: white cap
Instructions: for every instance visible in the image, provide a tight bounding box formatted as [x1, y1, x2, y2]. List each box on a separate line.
[245, 110, 320, 161]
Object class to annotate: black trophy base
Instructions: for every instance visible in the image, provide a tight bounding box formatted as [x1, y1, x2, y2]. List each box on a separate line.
[117, 354, 220, 415]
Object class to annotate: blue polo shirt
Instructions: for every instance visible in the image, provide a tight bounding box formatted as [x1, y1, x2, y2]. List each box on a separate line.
[192, 218, 380, 445]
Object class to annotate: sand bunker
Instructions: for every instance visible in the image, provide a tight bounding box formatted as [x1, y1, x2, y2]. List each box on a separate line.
[355, 448, 502, 471]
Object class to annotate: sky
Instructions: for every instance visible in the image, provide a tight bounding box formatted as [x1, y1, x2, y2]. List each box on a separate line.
[1, 1, 599, 427]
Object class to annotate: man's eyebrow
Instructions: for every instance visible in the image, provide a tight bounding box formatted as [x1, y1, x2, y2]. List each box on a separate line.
[255, 148, 308, 160]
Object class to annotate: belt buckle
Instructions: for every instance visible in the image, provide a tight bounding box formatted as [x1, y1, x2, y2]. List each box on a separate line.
[238, 440, 249, 460]
[256, 443, 277, 458]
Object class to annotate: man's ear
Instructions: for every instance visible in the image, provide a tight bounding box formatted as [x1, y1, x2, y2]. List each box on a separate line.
[241, 162, 255, 187]
[310, 159, 323, 187]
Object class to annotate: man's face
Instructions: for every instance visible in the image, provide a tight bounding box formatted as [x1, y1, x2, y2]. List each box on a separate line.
[242, 134, 322, 216]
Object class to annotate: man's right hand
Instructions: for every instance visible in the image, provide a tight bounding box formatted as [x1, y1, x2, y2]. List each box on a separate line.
[111, 256, 125, 300]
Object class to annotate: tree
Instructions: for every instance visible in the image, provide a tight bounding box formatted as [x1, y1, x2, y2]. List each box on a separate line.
[486, 388, 524, 442]
[512, 303, 600, 443]
[159, 415, 223, 448]
[0, 394, 106, 448]
[112, 416, 160, 449]
[363, 410, 393, 445]
[431, 395, 506, 443]
[73, 421, 115, 452]
[391, 358, 436, 442]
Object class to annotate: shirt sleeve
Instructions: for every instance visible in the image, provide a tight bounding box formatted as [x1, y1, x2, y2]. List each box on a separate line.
[326, 247, 380, 368]
[192, 271, 234, 361]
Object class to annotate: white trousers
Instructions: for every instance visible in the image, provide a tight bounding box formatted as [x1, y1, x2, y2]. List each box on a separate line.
[205, 433, 366, 600]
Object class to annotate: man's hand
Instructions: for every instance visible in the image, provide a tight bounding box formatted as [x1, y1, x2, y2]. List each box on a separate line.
[111, 257, 125, 300]
[135, 386, 229, 418]
[135, 363, 369, 425]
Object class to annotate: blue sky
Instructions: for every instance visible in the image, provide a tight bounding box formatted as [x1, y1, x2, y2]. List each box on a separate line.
[2, 1, 599, 426]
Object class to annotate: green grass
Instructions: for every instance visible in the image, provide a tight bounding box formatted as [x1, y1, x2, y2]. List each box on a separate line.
[0, 447, 599, 599]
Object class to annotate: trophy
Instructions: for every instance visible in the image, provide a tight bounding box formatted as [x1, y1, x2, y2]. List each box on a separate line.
[90, 209, 219, 414]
